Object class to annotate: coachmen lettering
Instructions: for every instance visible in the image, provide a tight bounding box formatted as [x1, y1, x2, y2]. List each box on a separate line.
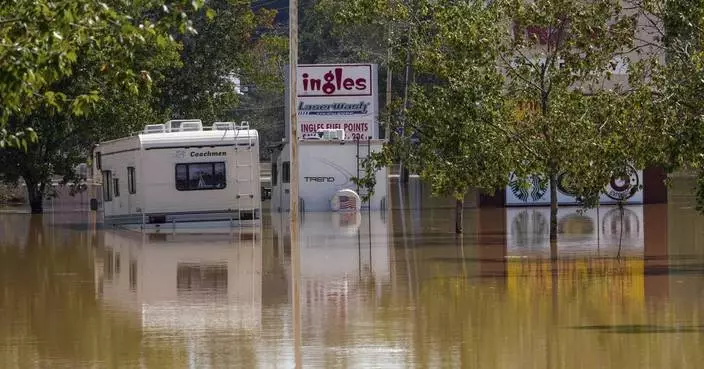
[190, 151, 227, 157]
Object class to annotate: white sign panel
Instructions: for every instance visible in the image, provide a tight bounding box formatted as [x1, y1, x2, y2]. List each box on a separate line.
[287, 64, 379, 140]
[505, 166, 644, 205]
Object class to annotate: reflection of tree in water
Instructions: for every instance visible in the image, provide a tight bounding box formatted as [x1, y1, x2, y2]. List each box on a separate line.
[0, 216, 198, 367]
[558, 213, 595, 242]
[511, 210, 548, 248]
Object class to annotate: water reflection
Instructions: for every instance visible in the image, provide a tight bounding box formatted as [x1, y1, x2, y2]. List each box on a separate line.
[2, 187, 704, 368]
[507, 206, 644, 256]
[96, 230, 262, 334]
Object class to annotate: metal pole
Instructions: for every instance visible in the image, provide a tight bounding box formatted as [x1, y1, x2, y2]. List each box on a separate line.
[288, 1, 302, 368]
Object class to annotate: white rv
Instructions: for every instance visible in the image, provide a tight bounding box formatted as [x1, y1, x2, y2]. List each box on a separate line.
[93, 120, 261, 228]
[270, 130, 388, 212]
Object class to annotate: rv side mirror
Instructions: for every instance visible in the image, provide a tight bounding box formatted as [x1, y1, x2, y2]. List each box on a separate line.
[90, 198, 98, 211]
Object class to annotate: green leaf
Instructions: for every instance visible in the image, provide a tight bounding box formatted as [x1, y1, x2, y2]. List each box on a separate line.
[206, 8, 216, 21]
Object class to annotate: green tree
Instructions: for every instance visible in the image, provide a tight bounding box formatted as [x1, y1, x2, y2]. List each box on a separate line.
[337, 0, 516, 233]
[1, 0, 287, 213]
[499, 0, 658, 240]
[640, 0, 704, 210]
[155, 0, 281, 122]
[0, 1, 193, 213]
[0, 0, 202, 149]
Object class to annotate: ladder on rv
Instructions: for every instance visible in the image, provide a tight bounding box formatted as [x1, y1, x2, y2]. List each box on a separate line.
[234, 121, 257, 223]
[356, 138, 372, 210]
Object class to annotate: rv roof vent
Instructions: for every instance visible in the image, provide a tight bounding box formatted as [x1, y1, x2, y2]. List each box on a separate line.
[144, 124, 166, 134]
[212, 121, 250, 131]
[165, 119, 202, 132]
[213, 122, 235, 131]
[180, 121, 203, 132]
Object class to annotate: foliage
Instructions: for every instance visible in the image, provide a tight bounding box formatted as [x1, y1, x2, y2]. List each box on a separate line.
[338, 0, 516, 232]
[498, 0, 660, 239]
[0, 0, 200, 212]
[637, 0, 704, 211]
[1, 0, 287, 213]
[155, 0, 282, 123]
[0, 0, 204, 149]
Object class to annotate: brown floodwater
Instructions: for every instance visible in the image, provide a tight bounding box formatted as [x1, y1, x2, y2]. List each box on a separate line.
[2, 178, 704, 368]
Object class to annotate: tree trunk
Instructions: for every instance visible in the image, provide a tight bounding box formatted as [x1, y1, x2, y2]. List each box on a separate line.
[25, 178, 44, 214]
[401, 165, 410, 183]
[549, 173, 558, 242]
[455, 197, 464, 234]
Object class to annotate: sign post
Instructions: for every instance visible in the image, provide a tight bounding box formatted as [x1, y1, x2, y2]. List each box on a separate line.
[288, 1, 302, 368]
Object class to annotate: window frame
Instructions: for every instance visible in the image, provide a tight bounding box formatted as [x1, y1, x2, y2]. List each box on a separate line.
[127, 167, 136, 194]
[102, 170, 113, 202]
[175, 162, 227, 191]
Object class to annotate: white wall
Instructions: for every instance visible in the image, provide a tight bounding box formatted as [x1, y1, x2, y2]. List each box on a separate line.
[271, 140, 389, 212]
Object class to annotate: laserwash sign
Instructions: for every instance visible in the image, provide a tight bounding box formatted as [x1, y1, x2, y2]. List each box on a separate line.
[286, 64, 379, 141]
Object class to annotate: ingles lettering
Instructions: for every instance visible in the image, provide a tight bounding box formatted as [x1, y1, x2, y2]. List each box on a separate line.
[301, 68, 367, 95]
[190, 151, 227, 157]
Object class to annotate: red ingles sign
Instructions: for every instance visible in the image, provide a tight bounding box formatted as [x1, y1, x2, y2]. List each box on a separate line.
[297, 65, 373, 97]
[289, 64, 379, 140]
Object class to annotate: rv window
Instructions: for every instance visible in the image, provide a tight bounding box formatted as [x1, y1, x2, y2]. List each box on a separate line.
[95, 152, 102, 170]
[113, 178, 120, 197]
[175, 162, 226, 191]
[102, 171, 112, 201]
[282, 161, 290, 183]
[271, 163, 278, 185]
[127, 167, 136, 194]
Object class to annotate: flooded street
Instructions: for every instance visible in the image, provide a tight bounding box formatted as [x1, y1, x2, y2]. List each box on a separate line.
[2, 179, 704, 368]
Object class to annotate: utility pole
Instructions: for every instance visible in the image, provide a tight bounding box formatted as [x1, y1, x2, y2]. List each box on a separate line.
[385, 29, 392, 141]
[288, 0, 301, 368]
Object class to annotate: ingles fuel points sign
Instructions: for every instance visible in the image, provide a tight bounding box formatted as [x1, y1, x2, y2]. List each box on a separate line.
[286, 64, 379, 141]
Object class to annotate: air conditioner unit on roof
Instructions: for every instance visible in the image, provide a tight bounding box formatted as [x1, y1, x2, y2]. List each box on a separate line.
[143, 124, 166, 134]
[165, 119, 202, 132]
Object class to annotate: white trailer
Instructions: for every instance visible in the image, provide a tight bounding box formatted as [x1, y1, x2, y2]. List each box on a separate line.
[93, 120, 261, 227]
[270, 131, 388, 212]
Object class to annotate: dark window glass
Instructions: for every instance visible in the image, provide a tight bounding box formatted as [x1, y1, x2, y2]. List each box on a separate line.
[127, 167, 136, 194]
[272, 163, 278, 185]
[282, 161, 290, 183]
[95, 152, 102, 170]
[102, 171, 112, 201]
[175, 162, 227, 191]
[113, 178, 120, 197]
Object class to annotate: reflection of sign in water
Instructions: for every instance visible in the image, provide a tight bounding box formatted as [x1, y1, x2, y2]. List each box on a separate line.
[507, 258, 645, 304]
[601, 207, 641, 241]
[506, 206, 645, 252]
[508, 173, 548, 202]
[605, 165, 639, 201]
[558, 213, 594, 242]
[510, 209, 548, 248]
